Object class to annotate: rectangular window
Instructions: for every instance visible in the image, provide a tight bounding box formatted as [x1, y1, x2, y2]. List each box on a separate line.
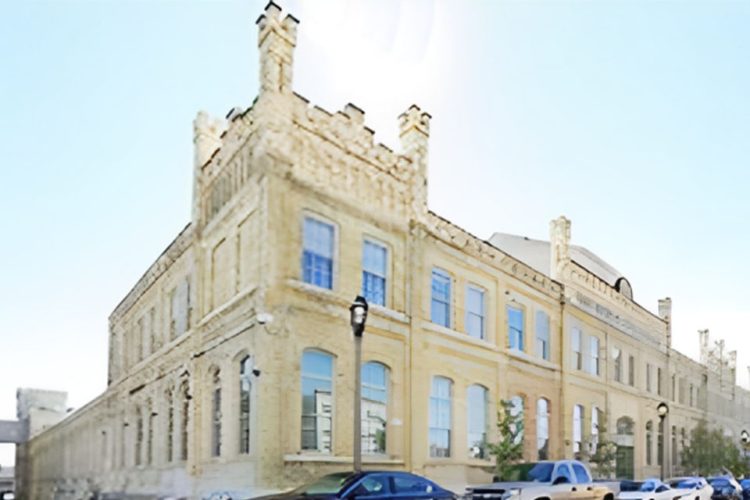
[573, 404, 583, 458]
[628, 355, 635, 386]
[362, 240, 387, 306]
[429, 377, 452, 457]
[301, 351, 334, 453]
[571, 327, 582, 370]
[170, 278, 191, 339]
[430, 269, 451, 327]
[465, 285, 485, 339]
[657, 368, 663, 396]
[613, 348, 622, 383]
[589, 337, 600, 376]
[302, 217, 334, 289]
[535, 311, 550, 360]
[646, 363, 652, 392]
[507, 305, 524, 351]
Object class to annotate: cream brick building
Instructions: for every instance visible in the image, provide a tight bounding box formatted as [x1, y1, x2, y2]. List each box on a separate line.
[17, 3, 750, 499]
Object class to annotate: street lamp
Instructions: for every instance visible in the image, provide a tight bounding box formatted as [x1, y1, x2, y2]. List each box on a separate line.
[350, 295, 369, 473]
[741, 430, 749, 445]
[657, 402, 669, 480]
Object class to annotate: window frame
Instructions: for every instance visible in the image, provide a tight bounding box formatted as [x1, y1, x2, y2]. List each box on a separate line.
[430, 268, 452, 328]
[361, 361, 389, 455]
[301, 349, 335, 453]
[301, 214, 337, 290]
[507, 304, 525, 352]
[362, 238, 389, 307]
[467, 384, 489, 459]
[429, 376, 453, 458]
[571, 327, 582, 370]
[589, 336, 600, 376]
[239, 355, 253, 455]
[465, 284, 486, 340]
[535, 310, 550, 361]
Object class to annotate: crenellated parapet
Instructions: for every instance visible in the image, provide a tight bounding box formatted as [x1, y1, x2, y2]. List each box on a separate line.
[256, 1, 298, 95]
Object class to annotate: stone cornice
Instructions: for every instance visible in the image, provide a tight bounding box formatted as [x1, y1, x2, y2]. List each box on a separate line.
[423, 211, 563, 298]
[109, 223, 194, 324]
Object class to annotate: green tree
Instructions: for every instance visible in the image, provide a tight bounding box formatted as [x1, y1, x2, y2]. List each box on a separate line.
[682, 420, 747, 477]
[487, 399, 525, 480]
[585, 421, 617, 479]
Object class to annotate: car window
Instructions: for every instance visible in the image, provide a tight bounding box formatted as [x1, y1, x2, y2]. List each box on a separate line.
[572, 464, 591, 483]
[393, 475, 435, 494]
[554, 464, 574, 484]
[656, 485, 669, 493]
[352, 476, 389, 497]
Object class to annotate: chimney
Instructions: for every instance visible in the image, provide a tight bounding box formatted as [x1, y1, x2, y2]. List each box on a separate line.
[256, 1, 299, 95]
[549, 216, 571, 280]
[192, 111, 225, 225]
[658, 297, 672, 347]
[398, 104, 431, 220]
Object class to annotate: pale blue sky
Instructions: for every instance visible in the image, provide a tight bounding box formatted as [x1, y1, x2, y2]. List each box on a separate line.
[2, 0, 750, 466]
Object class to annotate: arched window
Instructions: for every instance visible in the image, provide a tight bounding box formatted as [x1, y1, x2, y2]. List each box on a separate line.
[510, 396, 525, 446]
[646, 420, 653, 466]
[429, 376, 452, 457]
[671, 425, 677, 466]
[211, 368, 222, 457]
[146, 399, 154, 465]
[301, 350, 334, 452]
[617, 416, 634, 435]
[467, 385, 488, 458]
[573, 404, 583, 458]
[537, 398, 549, 460]
[239, 356, 253, 454]
[179, 382, 190, 461]
[361, 361, 388, 454]
[657, 418, 664, 466]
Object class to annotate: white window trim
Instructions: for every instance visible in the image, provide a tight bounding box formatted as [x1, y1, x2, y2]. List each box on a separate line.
[301, 211, 339, 291]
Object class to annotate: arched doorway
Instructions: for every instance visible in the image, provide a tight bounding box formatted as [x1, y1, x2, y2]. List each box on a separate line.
[615, 416, 635, 479]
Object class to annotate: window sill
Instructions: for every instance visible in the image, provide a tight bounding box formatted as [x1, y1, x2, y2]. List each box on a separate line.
[507, 349, 559, 371]
[422, 321, 497, 351]
[284, 454, 404, 465]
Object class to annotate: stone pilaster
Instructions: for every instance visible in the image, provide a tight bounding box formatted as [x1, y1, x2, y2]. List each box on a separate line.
[192, 111, 225, 227]
[549, 215, 571, 281]
[398, 104, 431, 222]
[658, 297, 672, 347]
[256, 1, 298, 95]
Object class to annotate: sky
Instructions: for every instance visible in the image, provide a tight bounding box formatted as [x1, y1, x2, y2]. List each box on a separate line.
[2, 0, 750, 467]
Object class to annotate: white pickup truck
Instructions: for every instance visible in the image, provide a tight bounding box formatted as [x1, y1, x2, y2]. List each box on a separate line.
[465, 460, 615, 500]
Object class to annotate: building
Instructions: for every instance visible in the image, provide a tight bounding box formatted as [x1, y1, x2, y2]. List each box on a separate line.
[17, 3, 750, 499]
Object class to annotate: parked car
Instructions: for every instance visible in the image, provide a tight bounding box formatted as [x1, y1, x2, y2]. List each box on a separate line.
[465, 460, 614, 500]
[707, 477, 742, 500]
[249, 471, 457, 499]
[618, 479, 692, 500]
[668, 477, 713, 500]
[739, 480, 750, 500]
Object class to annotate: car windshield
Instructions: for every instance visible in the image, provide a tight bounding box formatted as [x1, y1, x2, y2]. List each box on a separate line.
[710, 478, 730, 489]
[500, 463, 555, 482]
[639, 481, 660, 492]
[291, 472, 358, 495]
[672, 480, 697, 489]
[620, 481, 644, 492]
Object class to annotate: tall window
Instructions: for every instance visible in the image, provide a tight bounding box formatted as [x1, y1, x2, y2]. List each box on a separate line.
[510, 396, 524, 445]
[628, 355, 635, 386]
[657, 367, 663, 396]
[301, 350, 333, 452]
[507, 305, 524, 351]
[646, 420, 653, 466]
[613, 348, 622, 382]
[429, 376, 452, 457]
[135, 406, 143, 466]
[431, 269, 451, 327]
[571, 327, 582, 370]
[362, 240, 387, 306]
[657, 419, 664, 466]
[535, 311, 550, 360]
[170, 277, 191, 339]
[302, 217, 334, 289]
[589, 337, 600, 375]
[166, 388, 174, 463]
[672, 425, 677, 466]
[536, 398, 549, 460]
[180, 382, 189, 461]
[573, 404, 583, 458]
[239, 356, 253, 454]
[362, 362, 388, 454]
[465, 285, 485, 339]
[467, 385, 488, 458]
[147, 400, 154, 465]
[211, 369, 222, 457]
[646, 363, 652, 392]
[590, 406, 600, 454]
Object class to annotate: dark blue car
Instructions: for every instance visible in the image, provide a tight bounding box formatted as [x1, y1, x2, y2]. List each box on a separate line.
[739, 479, 750, 500]
[250, 471, 457, 499]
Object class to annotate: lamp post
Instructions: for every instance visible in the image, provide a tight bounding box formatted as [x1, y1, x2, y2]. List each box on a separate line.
[350, 295, 369, 473]
[657, 402, 669, 480]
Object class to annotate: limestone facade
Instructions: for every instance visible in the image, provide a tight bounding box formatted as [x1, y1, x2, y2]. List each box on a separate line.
[19, 3, 750, 499]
